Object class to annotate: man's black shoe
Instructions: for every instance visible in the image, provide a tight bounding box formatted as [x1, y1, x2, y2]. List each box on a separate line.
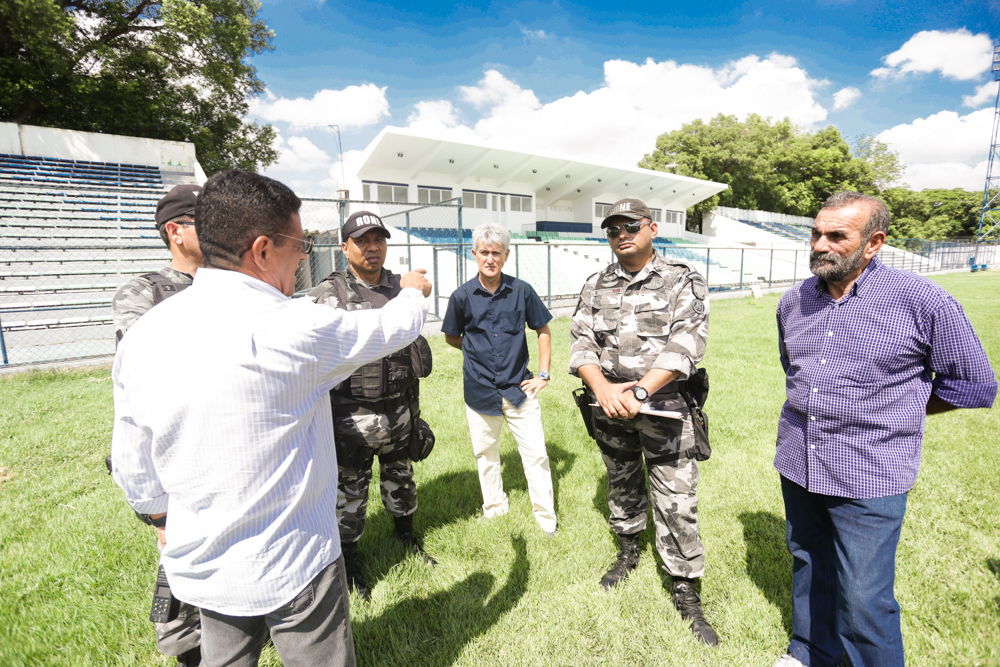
[670, 577, 719, 646]
[394, 515, 437, 566]
[341, 541, 371, 601]
[600, 533, 641, 591]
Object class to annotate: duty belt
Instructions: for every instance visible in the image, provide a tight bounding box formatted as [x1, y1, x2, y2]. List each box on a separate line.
[333, 385, 416, 417]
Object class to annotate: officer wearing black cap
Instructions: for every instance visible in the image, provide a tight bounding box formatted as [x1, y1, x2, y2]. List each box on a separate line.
[306, 211, 436, 601]
[109, 183, 204, 666]
[112, 184, 203, 345]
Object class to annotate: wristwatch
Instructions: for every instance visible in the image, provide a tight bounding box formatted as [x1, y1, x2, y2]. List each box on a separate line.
[538, 371, 550, 381]
[630, 385, 648, 401]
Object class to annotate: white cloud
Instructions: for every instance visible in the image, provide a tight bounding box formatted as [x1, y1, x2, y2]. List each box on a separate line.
[407, 55, 828, 169]
[871, 29, 994, 81]
[271, 135, 332, 173]
[876, 108, 993, 189]
[963, 82, 998, 108]
[406, 100, 460, 127]
[249, 84, 390, 129]
[832, 87, 861, 110]
[519, 26, 551, 38]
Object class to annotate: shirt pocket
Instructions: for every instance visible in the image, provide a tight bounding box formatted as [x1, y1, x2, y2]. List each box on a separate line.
[635, 296, 673, 337]
[499, 311, 525, 334]
[592, 293, 620, 333]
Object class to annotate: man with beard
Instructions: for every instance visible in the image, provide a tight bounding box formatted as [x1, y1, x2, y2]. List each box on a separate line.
[771, 191, 996, 667]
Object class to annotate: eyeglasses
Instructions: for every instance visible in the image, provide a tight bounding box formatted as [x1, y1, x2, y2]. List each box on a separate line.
[605, 221, 649, 239]
[276, 233, 314, 254]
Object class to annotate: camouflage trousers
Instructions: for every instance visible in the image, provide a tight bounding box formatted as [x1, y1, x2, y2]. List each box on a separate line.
[333, 399, 417, 544]
[593, 408, 705, 579]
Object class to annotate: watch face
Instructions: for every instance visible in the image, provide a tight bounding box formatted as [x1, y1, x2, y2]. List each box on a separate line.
[633, 386, 648, 401]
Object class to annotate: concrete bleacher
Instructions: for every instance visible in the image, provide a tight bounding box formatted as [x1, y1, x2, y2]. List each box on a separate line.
[739, 219, 811, 242]
[0, 156, 170, 365]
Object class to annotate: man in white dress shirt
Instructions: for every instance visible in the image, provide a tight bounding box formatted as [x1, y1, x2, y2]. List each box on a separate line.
[110, 170, 432, 667]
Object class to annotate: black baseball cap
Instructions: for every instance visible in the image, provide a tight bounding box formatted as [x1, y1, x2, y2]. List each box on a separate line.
[341, 211, 391, 243]
[601, 198, 653, 228]
[155, 184, 201, 229]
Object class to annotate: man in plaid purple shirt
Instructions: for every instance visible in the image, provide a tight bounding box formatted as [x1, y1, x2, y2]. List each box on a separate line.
[771, 192, 996, 667]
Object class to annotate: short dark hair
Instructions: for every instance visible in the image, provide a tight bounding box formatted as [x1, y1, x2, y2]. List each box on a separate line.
[158, 215, 194, 248]
[195, 170, 302, 269]
[821, 191, 891, 240]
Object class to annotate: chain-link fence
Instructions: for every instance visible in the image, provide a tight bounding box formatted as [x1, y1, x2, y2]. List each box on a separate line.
[3, 191, 999, 370]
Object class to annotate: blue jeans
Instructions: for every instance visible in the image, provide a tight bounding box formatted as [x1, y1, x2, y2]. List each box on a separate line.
[781, 476, 907, 667]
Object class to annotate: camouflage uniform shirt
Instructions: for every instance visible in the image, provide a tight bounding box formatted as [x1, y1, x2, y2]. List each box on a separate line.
[112, 266, 193, 345]
[569, 252, 709, 410]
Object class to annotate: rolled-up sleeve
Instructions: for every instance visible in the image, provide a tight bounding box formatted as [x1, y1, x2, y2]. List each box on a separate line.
[569, 280, 601, 375]
[929, 295, 997, 408]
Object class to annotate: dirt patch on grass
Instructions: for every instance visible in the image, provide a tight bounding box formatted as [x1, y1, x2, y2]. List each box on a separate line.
[0, 466, 13, 487]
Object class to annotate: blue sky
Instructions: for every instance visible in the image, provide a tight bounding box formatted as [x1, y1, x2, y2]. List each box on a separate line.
[246, 0, 1000, 196]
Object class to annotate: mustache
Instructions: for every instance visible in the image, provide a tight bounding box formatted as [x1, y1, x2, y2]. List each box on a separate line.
[810, 250, 838, 262]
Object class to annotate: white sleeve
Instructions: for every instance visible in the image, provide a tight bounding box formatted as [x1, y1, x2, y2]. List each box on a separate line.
[311, 287, 430, 391]
[110, 351, 169, 515]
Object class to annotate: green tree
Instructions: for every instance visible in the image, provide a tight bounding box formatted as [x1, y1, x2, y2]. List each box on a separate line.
[0, 0, 278, 174]
[882, 188, 982, 240]
[639, 114, 888, 229]
[853, 135, 906, 190]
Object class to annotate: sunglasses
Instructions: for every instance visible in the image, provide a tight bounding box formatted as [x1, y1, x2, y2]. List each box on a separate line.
[276, 233, 314, 254]
[605, 221, 649, 239]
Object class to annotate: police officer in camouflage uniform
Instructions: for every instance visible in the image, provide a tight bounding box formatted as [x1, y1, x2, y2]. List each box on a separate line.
[110, 184, 204, 667]
[306, 211, 436, 602]
[112, 184, 203, 343]
[569, 198, 718, 646]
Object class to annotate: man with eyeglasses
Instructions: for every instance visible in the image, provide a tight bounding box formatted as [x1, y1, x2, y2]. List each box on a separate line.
[110, 183, 205, 667]
[111, 170, 432, 666]
[306, 211, 437, 602]
[569, 197, 718, 646]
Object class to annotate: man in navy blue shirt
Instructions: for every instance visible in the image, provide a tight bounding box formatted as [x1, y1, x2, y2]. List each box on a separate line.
[772, 191, 996, 667]
[442, 223, 558, 536]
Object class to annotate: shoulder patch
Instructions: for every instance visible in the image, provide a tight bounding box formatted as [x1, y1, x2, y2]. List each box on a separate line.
[690, 275, 708, 301]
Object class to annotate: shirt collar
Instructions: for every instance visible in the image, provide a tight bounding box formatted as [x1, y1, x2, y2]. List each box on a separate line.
[351, 267, 391, 288]
[610, 252, 666, 281]
[193, 267, 288, 301]
[811, 254, 883, 300]
[473, 272, 512, 296]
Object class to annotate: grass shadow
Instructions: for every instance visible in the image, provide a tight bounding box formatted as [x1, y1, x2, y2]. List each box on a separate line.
[988, 558, 1000, 613]
[739, 511, 793, 634]
[352, 536, 529, 667]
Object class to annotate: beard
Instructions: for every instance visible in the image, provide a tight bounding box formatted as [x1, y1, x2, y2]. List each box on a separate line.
[809, 242, 868, 282]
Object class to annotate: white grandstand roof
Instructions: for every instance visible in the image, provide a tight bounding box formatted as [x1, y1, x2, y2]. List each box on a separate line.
[356, 126, 727, 208]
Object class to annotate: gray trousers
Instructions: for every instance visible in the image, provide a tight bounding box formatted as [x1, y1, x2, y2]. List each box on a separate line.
[199, 557, 356, 667]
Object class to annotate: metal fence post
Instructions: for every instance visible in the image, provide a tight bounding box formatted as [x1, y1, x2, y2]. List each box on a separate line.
[793, 250, 798, 285]
[405, 211, 412, 270]
[433, 247, 439, 319]
[739, 249, 744, 290]
[0, 314, 8, 365]
[768, 249, 774, 288]
[515, 243, 520, 279]
[457, 200, 464, 284]
[705, 248, 710, 286]
[547, 243, 552, 308]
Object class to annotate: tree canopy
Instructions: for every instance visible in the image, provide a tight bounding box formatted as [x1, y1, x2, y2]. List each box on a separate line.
[638, 114, 908, 231]
[0, 0, 278, 174]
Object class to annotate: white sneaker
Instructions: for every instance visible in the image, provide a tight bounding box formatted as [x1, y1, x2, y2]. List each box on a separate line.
[773, 655, 806, 667]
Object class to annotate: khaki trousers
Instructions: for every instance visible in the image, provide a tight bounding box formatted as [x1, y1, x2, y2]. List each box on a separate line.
[465, 394, 557, 532]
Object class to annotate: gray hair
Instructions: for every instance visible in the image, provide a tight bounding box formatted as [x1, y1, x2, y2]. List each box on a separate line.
[821, 191, 891, 239]
[472, 223, 510, 254]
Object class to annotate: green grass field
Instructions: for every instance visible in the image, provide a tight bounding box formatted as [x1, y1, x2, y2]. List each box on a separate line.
[1, 272, 998, 667]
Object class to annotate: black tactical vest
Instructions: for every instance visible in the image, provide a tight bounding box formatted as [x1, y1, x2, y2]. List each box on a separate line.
[141, 271, 191, 305]
[319, 270, 431, 401]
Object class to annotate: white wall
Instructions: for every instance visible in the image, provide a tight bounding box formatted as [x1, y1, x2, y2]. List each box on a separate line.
[0, 122, 204, 181]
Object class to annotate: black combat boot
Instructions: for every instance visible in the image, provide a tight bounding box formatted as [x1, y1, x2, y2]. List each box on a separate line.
[600, 533, 641, 591]
[394, 515, 437, 566]
[341, 541, 371, 601]
[176, 647, 201, 667]
[670, 577, 719, 646]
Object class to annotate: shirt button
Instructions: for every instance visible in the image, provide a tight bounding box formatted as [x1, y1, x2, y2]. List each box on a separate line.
[827, 331, 833, 336]
[810, 416, 816, 421]
[812, 388, 818, 393]
[810, 445, 816, 449]
[820, 359, 826, 364]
